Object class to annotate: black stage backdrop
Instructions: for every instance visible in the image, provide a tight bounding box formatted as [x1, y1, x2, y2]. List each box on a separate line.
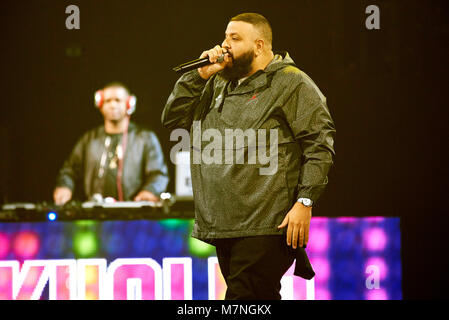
[0, 0, 448, 299]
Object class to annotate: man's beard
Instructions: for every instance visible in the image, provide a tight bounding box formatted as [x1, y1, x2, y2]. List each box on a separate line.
[220, 49, 255, 81]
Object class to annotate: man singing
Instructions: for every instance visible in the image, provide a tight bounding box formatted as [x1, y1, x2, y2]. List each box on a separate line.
[162, 13, 335, 299]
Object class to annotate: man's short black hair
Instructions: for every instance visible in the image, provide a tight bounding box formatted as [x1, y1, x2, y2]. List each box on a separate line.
[230, 13, 272, 46]
[103, 82, 130, 95]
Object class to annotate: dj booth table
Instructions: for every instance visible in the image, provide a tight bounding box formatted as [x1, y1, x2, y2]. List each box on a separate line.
[0, 196, 195, 222]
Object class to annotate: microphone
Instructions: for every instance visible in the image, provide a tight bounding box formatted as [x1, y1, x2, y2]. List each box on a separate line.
[173, 54, 225, 73]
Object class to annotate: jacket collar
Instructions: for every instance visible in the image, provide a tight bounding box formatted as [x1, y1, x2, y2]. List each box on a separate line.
[98, 121, 137, 135]
[223, 51, 295, 95]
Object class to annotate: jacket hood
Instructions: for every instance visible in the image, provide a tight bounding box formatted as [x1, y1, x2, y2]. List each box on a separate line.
[264, 51, 297, 74]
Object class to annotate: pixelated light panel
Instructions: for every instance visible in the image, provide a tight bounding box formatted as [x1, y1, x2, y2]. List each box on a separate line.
[0, 217, 402, 300]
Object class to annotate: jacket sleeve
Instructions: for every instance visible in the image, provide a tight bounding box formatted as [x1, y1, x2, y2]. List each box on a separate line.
[141, 131, 169, 196]
[55, 135, 86, 192]
[161, 70, 208, 130]
[286, 77, 336, 203]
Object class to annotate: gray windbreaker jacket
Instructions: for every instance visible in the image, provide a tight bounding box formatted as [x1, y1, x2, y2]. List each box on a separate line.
[162, 52, 335, 242]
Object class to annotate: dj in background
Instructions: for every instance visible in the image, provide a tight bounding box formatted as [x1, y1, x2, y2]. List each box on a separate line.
[53, 82, 169, 205]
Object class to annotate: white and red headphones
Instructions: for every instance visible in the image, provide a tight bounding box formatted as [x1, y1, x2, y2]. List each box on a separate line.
[94, 89, 137, 115]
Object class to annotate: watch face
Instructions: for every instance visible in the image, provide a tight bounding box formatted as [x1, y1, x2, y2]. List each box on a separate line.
[303, 199, 312, 206]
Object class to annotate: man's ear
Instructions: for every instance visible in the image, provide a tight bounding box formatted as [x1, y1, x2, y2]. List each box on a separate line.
[255, 39, 264, 57]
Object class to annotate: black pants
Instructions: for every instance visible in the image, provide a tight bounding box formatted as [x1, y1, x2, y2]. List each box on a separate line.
[214, 235, 296, 300]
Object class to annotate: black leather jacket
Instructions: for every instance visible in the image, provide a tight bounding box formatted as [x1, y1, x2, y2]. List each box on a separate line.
[56, 122, 169, 201]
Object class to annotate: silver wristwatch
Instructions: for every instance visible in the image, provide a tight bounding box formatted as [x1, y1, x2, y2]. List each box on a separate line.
[297, 197, 313, 207]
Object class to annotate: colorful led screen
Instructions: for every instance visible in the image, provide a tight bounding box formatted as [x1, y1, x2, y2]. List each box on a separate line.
[0, 217, 402, 300]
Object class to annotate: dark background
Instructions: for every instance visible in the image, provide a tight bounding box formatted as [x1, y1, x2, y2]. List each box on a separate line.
[0, 0, 448, 299]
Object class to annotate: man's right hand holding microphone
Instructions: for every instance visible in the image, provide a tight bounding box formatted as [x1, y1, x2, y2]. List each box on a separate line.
[197, 45, 232, 80]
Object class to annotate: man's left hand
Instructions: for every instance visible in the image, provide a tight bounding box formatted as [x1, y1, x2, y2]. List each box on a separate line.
[134, 190, 159, 202]
[278, 202, 312, 249]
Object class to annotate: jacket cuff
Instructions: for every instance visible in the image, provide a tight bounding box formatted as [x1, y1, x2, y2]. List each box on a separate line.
[55, 177, 75, 192]
[297, 184, 327, 204]
[141, 178, 169, 197]
[185, 69, 208, 84]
